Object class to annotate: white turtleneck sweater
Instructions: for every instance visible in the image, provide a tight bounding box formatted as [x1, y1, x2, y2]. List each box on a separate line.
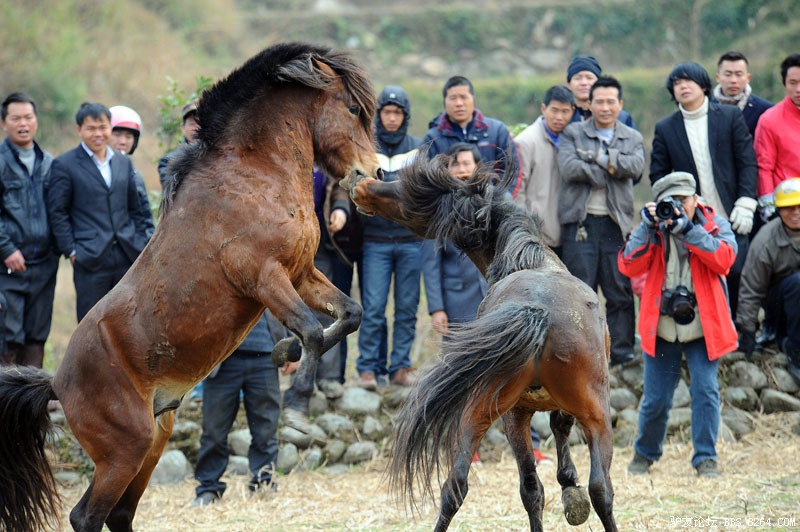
[680, 97, 727, 218]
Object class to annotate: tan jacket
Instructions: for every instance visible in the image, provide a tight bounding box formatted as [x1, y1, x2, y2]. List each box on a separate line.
[737, 217, 800, 331]
[513, 117, 562, 247]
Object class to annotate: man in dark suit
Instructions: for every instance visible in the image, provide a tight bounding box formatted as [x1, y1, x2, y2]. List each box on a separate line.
[650, 62, 758, 316]
[48, 103, 152, 322]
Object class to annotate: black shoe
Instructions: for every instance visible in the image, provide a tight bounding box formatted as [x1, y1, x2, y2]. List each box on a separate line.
[249, 480, 278, 494]
[627, 452, 652, 475]
[191, 491, 220, 507]
[695, 459, 721, 478]
[786, 357, 800, 386]
[610, 352, 636, 367]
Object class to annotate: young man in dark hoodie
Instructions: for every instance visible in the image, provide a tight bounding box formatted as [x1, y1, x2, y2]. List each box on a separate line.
[356, 86, 422, 389]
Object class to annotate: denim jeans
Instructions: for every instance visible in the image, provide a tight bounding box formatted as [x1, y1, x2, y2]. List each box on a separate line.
[634, 338, 720, 468]
[357, 240, 421, 379]
[195, 350, 280, 496]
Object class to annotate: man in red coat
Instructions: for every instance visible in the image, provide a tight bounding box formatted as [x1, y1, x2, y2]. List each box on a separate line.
[618, 171, 737, 478]
[754, 53, 800, 222]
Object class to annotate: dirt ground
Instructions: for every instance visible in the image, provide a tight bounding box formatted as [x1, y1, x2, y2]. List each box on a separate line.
[55, 412, 799, 532]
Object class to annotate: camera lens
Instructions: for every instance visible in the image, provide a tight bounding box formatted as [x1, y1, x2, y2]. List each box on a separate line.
[656, 199, 677, 220]
[672, 300, 695, 325]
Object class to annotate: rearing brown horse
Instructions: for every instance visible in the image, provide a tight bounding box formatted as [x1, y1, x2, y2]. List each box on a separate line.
[0, 42, 379, 532]
[343, 155, 618, 532]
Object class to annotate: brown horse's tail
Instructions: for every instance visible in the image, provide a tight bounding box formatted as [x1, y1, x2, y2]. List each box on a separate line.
[0, 365, 60, 532]
[389, 302, 549, 510]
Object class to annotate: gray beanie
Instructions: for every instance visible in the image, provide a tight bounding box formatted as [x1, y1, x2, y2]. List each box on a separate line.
[652, 171, 697, 201]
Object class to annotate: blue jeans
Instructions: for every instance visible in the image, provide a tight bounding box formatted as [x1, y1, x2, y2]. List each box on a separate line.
[357, 240, 421, 378]
[634, 338, 720, 468]
[195, 350, 280, 496]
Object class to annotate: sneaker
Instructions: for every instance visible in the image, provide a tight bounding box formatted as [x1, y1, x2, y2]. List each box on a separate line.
[627, 452, 652, 475]
[390, 367, 416, 387]
[191, 491, 220, 507]
[317, 379, 344, 399]
[695, 459, 721, 478]
[358, 372, 378, 391]
[533, 448, 553, 466]
[610, 352, 636, 367]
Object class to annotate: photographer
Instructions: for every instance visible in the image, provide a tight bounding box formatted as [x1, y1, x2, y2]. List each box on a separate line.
[618, 171, 738, 478]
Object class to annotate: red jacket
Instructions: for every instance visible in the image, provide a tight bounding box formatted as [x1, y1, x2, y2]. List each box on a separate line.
[618, 204, 738, 360]
[754, 96, 800, 196]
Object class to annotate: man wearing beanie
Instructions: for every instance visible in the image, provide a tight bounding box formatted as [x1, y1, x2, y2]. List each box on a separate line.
[356, 86, 421, 390]
[619, 171, 737, 478]
[558, 76, 644, 367]
[650, 61, 758, 317]
[566, 56, 636, 128]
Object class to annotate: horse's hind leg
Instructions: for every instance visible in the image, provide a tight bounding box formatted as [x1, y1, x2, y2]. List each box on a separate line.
[577, 398, 618, 532]
[105, 411, 175, 532]
[550, 410, 592, 526]
[434, 425, 484, 532]
[502, 407, 545, 532]
[67, 400, 155, 531]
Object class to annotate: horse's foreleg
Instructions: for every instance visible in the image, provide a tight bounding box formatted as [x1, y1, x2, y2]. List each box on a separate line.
[578, 395, 618, 532]
[256, 272, 324, 418]
[502, 407, 545, 532]
[296, 267, 362, 354]
[550, 410, 592, 526]
[105, 411, 175, 532]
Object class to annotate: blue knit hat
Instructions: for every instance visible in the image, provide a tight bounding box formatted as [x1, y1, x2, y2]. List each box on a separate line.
[567, 56, 602, 82]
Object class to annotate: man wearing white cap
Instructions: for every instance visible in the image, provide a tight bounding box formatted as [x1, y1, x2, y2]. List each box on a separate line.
[618, 171, 737, 478]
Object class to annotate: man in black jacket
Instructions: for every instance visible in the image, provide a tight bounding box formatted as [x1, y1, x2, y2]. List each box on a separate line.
[48, 102, 152, 322]
[0, 92, 58, 367]
[713, 51, 772, 137]
[650, 62, 758, 316]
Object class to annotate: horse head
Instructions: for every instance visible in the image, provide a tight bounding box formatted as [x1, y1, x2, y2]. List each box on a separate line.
[310, 59, 382, 187]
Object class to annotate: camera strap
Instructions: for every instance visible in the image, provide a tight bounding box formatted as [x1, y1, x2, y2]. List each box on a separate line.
[661, 234, 691, 291]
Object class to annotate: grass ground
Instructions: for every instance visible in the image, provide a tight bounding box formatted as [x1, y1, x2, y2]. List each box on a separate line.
[55, 411, 800, 531]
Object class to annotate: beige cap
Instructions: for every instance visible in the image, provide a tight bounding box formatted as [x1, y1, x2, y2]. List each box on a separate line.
[652, 171, 697, 201]
[181, 100, 199, 120]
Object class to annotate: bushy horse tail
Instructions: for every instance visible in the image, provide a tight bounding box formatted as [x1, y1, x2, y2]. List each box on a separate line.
[389, 302, 549, 509]
[0, 366, 61, 532]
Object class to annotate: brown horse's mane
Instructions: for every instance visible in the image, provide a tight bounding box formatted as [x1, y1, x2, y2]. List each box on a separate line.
[396, 151, 549, 284]
[161, 41, 376, 215]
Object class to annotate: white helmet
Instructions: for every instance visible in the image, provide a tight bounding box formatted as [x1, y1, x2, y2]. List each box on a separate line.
[109, 105, 142, 154]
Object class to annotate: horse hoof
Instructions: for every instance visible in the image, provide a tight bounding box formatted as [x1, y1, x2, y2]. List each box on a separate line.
[562, 485, 591, 526]
[271, 338, 302, 365]
[282, 408, 313, 435]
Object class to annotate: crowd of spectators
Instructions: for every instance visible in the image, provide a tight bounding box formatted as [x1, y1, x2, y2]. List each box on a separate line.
[1, 50, 799, 499]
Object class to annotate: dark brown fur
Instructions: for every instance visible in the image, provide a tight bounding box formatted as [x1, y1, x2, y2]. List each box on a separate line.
[344, 155, 618, 532]
[0, 42, 379, 532]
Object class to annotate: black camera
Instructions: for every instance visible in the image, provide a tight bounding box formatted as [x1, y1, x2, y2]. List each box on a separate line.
[660, 285, 697, 325]
[655, 196, 682, 220]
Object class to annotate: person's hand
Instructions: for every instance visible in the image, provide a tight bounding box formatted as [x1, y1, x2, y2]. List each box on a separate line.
[729, 197, 758, 235]
[328, 209, 347, 234]
[282, 360, 300, 376]
[576, 149, 595, 163]
[641, 203, 656, 227]
[4, 250, 25, 272]
[663, 205, 693, 235]
[70, 255, 76, 265]
[738, 329, 756, 359]
[431, 310, 449, 336]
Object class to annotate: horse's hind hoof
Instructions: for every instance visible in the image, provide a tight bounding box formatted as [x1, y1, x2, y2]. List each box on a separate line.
[271, 338, 302, 366]
[562, 485, 591, 526]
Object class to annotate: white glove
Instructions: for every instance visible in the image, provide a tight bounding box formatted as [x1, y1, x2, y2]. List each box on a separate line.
[729, 196, 758, 235]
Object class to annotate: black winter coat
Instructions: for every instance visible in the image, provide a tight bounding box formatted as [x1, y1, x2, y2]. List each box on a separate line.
[649, 102, 757, 214]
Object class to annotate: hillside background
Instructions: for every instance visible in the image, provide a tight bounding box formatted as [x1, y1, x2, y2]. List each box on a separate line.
[1, 0, 798, 362]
